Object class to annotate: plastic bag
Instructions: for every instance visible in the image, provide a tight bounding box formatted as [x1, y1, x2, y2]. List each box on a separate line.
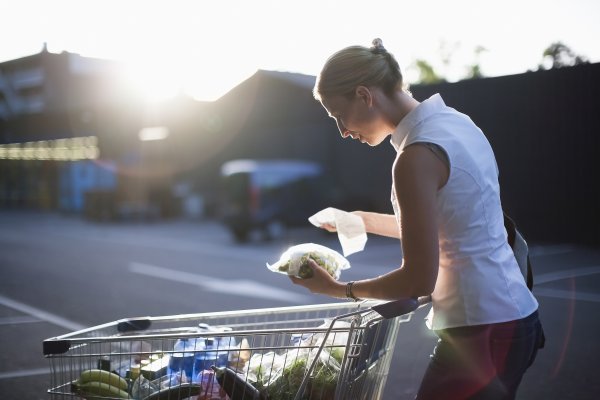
[242, 317, 348, 400]
[256, 347, 341, 400]
[131, 374, 159, 399]
[294, 319, 350, 365]
[266, 243, 350, 279]
[244, 351, 285, 384]
[227, 338, 251, 373]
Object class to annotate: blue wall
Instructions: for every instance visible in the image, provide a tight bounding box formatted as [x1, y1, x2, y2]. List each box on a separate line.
[59, 160, 116, 211]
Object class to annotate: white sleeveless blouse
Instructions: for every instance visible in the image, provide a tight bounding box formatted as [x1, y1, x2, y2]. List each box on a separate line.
[390, 94, 538, 330]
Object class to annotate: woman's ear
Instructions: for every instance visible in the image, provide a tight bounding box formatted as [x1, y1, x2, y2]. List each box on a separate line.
[355, 86, 373, 107]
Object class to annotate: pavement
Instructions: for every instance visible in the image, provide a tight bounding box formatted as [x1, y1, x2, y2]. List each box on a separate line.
[0, 210, 599, 399]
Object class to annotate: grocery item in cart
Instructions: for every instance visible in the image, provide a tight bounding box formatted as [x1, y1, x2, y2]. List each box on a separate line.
[141, 382, 204, 400]
[249, 348, 341, 400]
[141, 353, 170, 380]
[266, 243, 350, 279]
[242, 320, 345, 400]
[168, 338, 203, 380]
[147, 370, 227, 400]
[132, 374, 158, 398]
[71, 369, 130, 399]
[194, 369, 229, 399]
[227, 338, 251, 373]
[45, 300, 416, 400]
[193, 330, 239, 379]
[212, 366, 261, 400]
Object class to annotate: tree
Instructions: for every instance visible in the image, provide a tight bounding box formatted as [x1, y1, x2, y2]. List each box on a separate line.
[538, 42, 589, 70]
[409, 42, 487, 84]
[413, 59, 445, 84]
[465, 45, 487, 79]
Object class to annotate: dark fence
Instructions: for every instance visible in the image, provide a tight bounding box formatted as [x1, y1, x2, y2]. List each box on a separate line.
[408, 63, 600, 245]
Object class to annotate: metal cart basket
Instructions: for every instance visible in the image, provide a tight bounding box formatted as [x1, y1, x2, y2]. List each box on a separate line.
[44, 298, 425, 400]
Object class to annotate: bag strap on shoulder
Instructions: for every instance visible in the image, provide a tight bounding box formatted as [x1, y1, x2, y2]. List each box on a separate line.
[504, 212, 534, 290]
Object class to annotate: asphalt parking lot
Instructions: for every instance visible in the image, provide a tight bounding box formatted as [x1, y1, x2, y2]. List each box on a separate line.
[1, 211, 599, 399]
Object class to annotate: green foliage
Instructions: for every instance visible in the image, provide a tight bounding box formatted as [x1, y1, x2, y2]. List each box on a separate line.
[263, 358, 308, 400]
[411, 42, 487, 84]
[465, 46, 487, 79]
[539, 42, 589, 70]
[414, 59, 445, 84]
[465, 64, 484, 79]
[258, 354, 339, 400]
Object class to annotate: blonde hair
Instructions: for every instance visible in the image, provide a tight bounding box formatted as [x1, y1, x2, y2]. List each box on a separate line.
[313, 38, 404, 101]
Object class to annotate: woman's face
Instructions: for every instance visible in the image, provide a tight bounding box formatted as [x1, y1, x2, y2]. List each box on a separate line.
[321, 88, 390, 146]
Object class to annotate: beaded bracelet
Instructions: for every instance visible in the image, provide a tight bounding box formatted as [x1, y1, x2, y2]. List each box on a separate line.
[346, 281, 360, 302]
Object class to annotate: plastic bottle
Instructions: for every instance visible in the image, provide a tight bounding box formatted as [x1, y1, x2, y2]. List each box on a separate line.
[200, 325, 237, 369]
[192, 338, 218, 381]
[167, 338, 197, 380]
[215, 335, 236, 367]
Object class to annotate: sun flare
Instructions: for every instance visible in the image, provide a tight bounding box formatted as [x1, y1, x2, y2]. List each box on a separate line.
[120, 53, 257, 102]
[122, 57, 183, 102]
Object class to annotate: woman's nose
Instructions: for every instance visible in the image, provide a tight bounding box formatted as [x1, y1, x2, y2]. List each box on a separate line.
[336, 120, 350, 138]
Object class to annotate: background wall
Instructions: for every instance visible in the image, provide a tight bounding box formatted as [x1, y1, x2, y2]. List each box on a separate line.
[409, 63, 600, 245]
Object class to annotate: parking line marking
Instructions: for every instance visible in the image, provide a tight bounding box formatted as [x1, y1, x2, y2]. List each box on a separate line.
[534, 287, 600, 303]
[0, 295, 86, 331]
[0, 368, 50, 380]
[534, 265, 600, 284]
[529, 244, 575, 257]
[0, 315, 43, 325]
[129, 262, 310, 303]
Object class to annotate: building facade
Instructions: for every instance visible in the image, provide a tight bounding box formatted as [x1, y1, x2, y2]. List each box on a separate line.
[1, 48, 598, 243]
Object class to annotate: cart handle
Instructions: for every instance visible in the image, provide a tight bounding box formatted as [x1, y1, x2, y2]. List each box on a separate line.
[293, 296, 431, 400]
[370, 295, 431, 319]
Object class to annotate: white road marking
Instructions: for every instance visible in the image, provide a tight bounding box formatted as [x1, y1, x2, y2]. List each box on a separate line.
[531, 265, 600, 302]
[529, 244, 575, 257]
[534, 287, 600, 303]
[64, 228, 278, 263]
[129, 262, 310, 303]
[534, 265, 600, 284]
[0, 368, 50, 380]
[0, 315, 42, 325]
[0, 295, 85, 331]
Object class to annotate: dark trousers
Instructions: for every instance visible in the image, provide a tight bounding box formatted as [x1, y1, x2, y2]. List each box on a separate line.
[415, 311, 544, 400]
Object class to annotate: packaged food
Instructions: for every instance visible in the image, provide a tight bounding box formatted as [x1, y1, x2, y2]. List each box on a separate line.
[266, 243, 350, 280]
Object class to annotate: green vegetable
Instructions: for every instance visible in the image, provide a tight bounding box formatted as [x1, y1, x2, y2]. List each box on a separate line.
[257, 355, 339, 400]
[263, 358, 307, 400]
[309, 362, 337, 399]
[329, 347, 345, 364]
[278, 252, 340, 279]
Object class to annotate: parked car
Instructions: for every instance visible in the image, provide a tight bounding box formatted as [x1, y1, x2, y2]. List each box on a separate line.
[219, 159, 331, 242]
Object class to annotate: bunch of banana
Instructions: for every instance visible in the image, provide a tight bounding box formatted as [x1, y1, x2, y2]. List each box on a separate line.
[72, 369, 131, 399]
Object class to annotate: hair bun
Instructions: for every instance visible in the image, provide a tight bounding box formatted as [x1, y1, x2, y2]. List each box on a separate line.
[372, 38, 384, 50]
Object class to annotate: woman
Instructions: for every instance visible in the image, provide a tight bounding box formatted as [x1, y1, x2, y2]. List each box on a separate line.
[290, 39, 544, 399]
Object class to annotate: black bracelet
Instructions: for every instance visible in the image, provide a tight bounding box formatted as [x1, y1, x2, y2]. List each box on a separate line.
[346, 281, 360, 302]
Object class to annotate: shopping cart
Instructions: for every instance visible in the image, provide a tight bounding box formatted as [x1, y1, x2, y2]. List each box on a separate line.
[43, 297, 429, 400]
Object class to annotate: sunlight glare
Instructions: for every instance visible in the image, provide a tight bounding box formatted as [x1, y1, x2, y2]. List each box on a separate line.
[119, 51, 258, 102]
[122, 57, 183, 102]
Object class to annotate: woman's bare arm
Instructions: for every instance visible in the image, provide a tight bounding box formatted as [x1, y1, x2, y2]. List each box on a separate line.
[291, 144, 447, 300]
[319, 211, 399, 238]
[354, 211, 400, 238]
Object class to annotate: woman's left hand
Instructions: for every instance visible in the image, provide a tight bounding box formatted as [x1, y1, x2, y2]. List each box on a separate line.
[289, 259, 343, 297]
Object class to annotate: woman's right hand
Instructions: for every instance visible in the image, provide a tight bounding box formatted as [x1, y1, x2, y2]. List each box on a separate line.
[319, 222, 337, 232]
[318, 211, 366, 233]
